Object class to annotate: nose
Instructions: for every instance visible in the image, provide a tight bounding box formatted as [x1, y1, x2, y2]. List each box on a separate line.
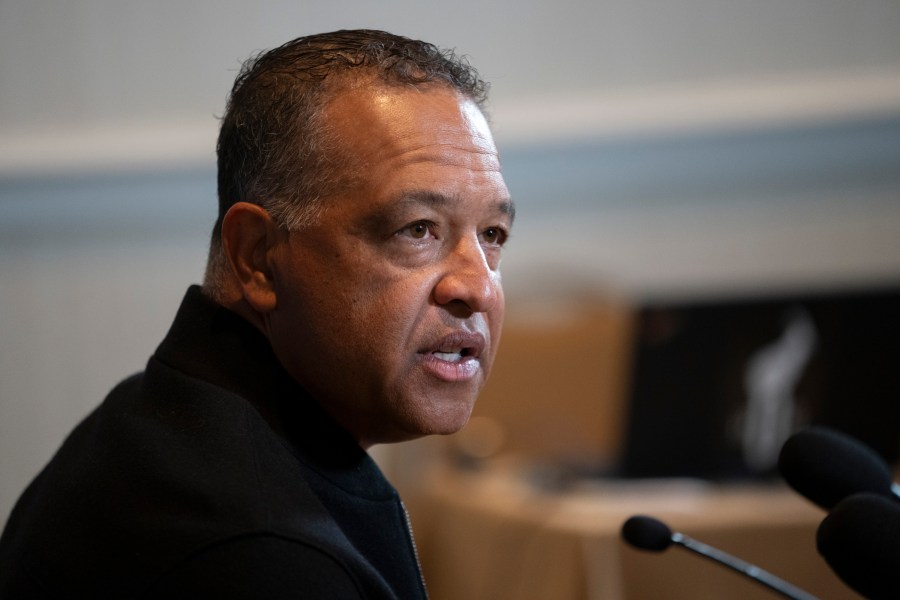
[433, 237, 501, 315]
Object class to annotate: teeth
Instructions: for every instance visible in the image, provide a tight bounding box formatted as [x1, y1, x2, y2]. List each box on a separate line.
[433, 351, 463, 362]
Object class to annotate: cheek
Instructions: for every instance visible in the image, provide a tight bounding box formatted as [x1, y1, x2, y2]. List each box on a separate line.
[351, 278, 432, 351]
[314, 269, 434, 362]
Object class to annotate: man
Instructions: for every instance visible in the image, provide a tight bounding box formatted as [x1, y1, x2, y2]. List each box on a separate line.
[0, 29, 514, 598]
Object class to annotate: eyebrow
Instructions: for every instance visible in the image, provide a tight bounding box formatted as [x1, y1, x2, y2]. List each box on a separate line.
[395, 190, 516, 224]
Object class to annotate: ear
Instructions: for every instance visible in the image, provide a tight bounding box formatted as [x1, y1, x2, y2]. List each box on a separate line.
[221, 202, 281, 313]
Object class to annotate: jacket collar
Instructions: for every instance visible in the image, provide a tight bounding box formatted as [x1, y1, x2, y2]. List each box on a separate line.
[153, 285, 395, 500]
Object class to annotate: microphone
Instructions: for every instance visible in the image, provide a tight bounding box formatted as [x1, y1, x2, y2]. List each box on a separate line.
[621, 515, 818, 600]
[777, 426, 900, 510]
[817, 493, 900, 600]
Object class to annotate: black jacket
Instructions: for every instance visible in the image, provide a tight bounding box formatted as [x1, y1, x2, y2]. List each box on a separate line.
[0, 286, 427, 599]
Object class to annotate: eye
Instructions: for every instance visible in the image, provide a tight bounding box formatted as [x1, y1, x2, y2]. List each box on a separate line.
[398, 220, 435, 240]
[481, 226, 508, 246]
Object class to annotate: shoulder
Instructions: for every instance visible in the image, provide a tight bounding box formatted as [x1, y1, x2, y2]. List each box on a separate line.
[141, 533, 368, 599]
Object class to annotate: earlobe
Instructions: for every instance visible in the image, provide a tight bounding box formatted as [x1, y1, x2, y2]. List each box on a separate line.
[221, 202, 280, 313]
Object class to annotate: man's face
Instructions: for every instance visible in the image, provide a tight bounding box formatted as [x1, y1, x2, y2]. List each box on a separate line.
[264, 84, 513, 448]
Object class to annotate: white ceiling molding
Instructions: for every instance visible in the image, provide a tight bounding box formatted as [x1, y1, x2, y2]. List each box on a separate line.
[1, 68, 899, 178]
[491, 68, 900, 146]
[0, 118, 219, 178]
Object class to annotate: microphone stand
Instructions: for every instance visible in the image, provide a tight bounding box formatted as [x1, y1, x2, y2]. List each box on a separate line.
[673, 532, 819, 600]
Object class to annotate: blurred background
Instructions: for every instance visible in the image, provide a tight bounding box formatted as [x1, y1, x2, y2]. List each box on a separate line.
[2, 1, 900, 598]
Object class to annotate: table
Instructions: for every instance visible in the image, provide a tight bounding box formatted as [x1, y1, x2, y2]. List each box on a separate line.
[414, 463, 861, 600]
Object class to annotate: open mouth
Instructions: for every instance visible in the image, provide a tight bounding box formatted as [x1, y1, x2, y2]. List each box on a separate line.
[419, 332, 486, 381]
[423, 331, 485, 362]
[432, 348, 475, 362]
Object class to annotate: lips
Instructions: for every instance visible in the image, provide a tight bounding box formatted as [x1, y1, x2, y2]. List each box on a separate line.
[418, 331, 486, 382]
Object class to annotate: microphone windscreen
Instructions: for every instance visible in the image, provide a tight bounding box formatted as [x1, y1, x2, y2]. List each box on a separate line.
[621, 515, 673, 552]
[778, 426, 893, 510]
[817, 493, 900, 600]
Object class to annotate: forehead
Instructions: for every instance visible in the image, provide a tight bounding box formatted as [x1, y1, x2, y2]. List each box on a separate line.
[324, 83, 500, 169]
[319, 83, 511, 218]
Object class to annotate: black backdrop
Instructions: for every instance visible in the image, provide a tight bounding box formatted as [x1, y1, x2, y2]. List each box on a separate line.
[620, 285, 900, 479]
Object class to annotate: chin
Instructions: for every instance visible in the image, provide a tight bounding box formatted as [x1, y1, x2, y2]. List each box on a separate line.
[421, 400, 476, 436]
